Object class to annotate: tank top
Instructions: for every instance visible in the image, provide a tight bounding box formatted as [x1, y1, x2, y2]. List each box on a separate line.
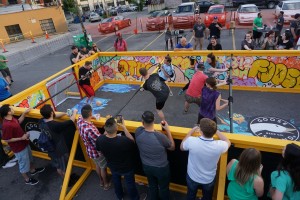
[199, 87, 220, 119]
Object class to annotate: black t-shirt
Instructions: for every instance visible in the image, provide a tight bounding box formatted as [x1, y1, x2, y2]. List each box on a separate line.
[193, 23, 206, 38]
[207, 43, 222, 50]
[241, 40, 255, 50]
[209, 22, 222, 38]
[70, 53, 78, 65]
[277, 40, 294, 50]
[79, 67, 91, 86]
[96, 135, 136, 173]
[290, 20, 300, 36]
[143, 73, 169, 102]
[276, 16, 284, 31]
[46, 120, 76, 157]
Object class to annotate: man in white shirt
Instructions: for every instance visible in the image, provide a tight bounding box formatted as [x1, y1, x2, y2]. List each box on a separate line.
[180, 118, 231, 200]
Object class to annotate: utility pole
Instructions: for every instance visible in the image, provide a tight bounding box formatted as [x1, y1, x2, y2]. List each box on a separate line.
[74, 0, 90, 47]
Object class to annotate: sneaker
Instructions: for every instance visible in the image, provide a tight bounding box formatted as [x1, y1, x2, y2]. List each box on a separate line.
[169, 91, 173, 96]
[8, 157, 18, 163]
[178, 89, 184, 96]
[2, 161, 17, 169]
[25, 178, 39, 185]
[140, 193, 147, 200]
[30, 167, 45, 175]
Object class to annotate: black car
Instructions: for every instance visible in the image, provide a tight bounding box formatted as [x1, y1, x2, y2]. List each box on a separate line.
[196, 1, 215, 13]
[232, 0, 279, 9]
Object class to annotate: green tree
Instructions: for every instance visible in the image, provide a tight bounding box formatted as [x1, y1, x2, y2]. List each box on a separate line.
[62, 0, 77, 13]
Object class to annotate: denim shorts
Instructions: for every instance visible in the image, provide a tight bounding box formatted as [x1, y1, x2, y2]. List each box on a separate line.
[92, 154, 107, 169]
[14, 145, 33, 174]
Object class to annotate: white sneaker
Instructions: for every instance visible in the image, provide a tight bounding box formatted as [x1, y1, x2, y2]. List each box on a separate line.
[2, 161, 17, 169]
[8, 157, 18, 163]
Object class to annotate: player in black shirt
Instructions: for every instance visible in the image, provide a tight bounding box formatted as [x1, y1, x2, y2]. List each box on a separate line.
[78, 61, 95, 104]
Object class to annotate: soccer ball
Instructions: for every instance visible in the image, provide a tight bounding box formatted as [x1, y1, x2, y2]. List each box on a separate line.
[96, 101, 102, 106]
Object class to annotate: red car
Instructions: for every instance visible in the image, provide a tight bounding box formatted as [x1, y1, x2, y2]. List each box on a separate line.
[204, 5, 226, 27]
[172, 2, 200, 29]
[98, 16, 131, 33]
[146, 10, 172, 31]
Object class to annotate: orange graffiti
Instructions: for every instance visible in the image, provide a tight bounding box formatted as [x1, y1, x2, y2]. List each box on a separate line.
[117, 60, 153, 77]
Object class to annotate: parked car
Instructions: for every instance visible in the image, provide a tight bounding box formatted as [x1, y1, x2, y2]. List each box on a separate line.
[73, 15, 86, 23]
[89, 12, 101, 22]
[236, 4, 259, 25]
[121, 5, 130, 12]
[275, 0, 300, 22]
[98, 16, 131, 33]
[232, 0, 280, 9]
[196, 1, 215, 13]
[95, 8, 105, 16]
[204, 4, 226, 27]
[129, 4, 138, 11]
[65, 12, 74, 24]
[172, 2, 200, 29]
[83, 10, 92, 19]
[146, 10, 172, 31]
[109, 7, 118, 16]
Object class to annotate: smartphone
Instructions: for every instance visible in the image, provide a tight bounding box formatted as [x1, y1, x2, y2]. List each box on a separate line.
[116, 115, 123, 123]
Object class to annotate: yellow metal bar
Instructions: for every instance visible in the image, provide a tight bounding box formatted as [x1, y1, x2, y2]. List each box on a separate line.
[78, 136, 93, 167]
[65, 91, 81, 96]
[59, 131, 80, 200]
[216, 152, 228, 200]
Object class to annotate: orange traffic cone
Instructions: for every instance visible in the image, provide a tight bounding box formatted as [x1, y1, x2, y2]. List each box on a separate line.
[30, 31, 36, 43]
[45, 31, 50, 39]
[134, 29, 138, 34]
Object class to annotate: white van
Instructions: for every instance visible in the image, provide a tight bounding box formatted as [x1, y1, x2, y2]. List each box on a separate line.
[275, 0, 300, 22]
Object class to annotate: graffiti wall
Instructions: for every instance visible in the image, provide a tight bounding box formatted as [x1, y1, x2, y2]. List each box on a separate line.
[99, 55, 300, 88]
[14, 90, 46, 109]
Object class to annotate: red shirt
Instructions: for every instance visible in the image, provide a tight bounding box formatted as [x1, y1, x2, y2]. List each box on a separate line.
[2, 117, 29, 153]
[114, 39, 127, 51]
[186, 71, 207, 98]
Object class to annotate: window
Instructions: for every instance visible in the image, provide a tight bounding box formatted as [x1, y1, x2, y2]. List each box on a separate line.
[5, 24, 24, 42]
[39, 18, 56, 34]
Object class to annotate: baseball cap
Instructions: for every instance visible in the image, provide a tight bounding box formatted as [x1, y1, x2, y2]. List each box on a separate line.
[142, 111, 154, 123]
[213, 16, 218, 19]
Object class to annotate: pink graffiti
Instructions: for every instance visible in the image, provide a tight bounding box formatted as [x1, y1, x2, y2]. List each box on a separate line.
[101, 65, 114, 79]
[233, 77, 257, 86]
[135, 56, 152, 63]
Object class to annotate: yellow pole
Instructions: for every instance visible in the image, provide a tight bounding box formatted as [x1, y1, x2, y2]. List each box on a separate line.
[216, 152, 228, 200]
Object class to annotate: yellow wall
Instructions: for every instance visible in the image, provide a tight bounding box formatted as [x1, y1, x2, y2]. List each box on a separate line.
[0, 6, 68, 43]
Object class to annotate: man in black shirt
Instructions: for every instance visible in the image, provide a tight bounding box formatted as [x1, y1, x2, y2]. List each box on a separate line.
[70, 46, 83, 65]
[207, 35, 222, 50]
[290, 13, 300, 46]
[96, 118, 142, 200]
[40, 104, 77, 178]
[275, 11, 284, 39]
[139, 67, 170, 121]
[79, 61, 95, 104]
[208, 16, 222, 41]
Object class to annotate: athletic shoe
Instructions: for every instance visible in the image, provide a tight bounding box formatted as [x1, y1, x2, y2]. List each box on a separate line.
[25, 178, 39, 185]
[169, 91, 173, 96]
[140, 193, 147, 200]
[178, 90, 184, 96]
[30, 167, 45, 175]
[8, 157, 18, 163]
[2, 161, 17, 169]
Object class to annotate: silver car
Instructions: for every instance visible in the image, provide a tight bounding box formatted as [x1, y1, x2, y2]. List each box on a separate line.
[89, 12, 101, 22]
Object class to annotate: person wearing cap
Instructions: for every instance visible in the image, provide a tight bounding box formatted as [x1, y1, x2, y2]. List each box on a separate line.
[193, 17, 207, 50]
[207, 35, 222, 50]
[208, 16, 222, 41]
[290, 13, 300, 46]
[70, 46, 83, 65]
[183, 63, 207, 113]
[96, 117, 147, 200]
[135, 111, 175, 200]
[274, 11, 284, 40]
[174, 37, 193, 51]
[114, 33, 127, 52]
[139, 67, 170, 121]
[78, 61, 95, 105]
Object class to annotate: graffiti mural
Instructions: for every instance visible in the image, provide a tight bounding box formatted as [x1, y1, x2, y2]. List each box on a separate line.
[14, 90, 46, 109]
[99, 55, 300, 88]
[217, 113, 300, 141]
[71, 97, 111, 115]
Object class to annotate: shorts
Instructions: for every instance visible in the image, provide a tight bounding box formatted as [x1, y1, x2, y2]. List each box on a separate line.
[50, 154, 69, 171]
[185, 94, 201, 106]
[14, 145, 33, 174]
[0, 68, 12, 78]
[92, 154, 107, 169]
[156, 100, 166, 110]
[253, 30, 262, 39]
[81, 84, 95, 98]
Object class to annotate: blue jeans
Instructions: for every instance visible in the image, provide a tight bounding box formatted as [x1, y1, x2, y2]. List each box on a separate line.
[111, 169, 139, 200]
[143, 164, 170, 200]
[186, 174, 216, 200]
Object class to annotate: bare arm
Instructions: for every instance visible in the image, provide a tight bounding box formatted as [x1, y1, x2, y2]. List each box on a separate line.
[0, 58, 8, 62]
[291, 27, 296, 39]
[253, 176, 264, 197]
[18, 108, 31, 124]
[208, 67, 227, 72]
[216, 95, 228, 111]
[226, 159, 237, 176]
[180, 126, 198, 151]
[118, 118, 134, 142]
[70, 109, 78, 122]
[162, 121, 175, 151]
[216, 130, 231, 147]
[55, 112, 67, 118]
[269, 188, 283, 200]
[4, 133, 29, 143]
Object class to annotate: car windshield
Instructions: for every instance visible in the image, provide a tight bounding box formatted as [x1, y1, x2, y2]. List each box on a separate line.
[208, 7, 223, 14]
[240, 7, 259, 13]
[102, 18, 112, 23]
[150, 11, 161, 17]
[282, 3, 300, 10]
[176, 5, 193, 13]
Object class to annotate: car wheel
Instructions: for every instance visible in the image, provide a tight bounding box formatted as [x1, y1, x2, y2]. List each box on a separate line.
[115, 25, 119, 31]
[128, 20, 131, 26]
[267, 1, 276, 9]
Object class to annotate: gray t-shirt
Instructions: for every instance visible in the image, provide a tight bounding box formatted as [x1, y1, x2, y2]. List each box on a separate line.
[193, 23, 206, 38]
[135, 127, 171, 167]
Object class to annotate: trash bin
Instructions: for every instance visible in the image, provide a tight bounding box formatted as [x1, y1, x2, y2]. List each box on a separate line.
[73, 33, 93, 48]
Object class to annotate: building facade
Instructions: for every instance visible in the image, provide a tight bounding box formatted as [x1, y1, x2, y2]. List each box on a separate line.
[77, 0, 126, 11]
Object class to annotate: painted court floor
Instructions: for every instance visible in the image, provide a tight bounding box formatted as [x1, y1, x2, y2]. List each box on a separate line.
[57, 84, 300, 142]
